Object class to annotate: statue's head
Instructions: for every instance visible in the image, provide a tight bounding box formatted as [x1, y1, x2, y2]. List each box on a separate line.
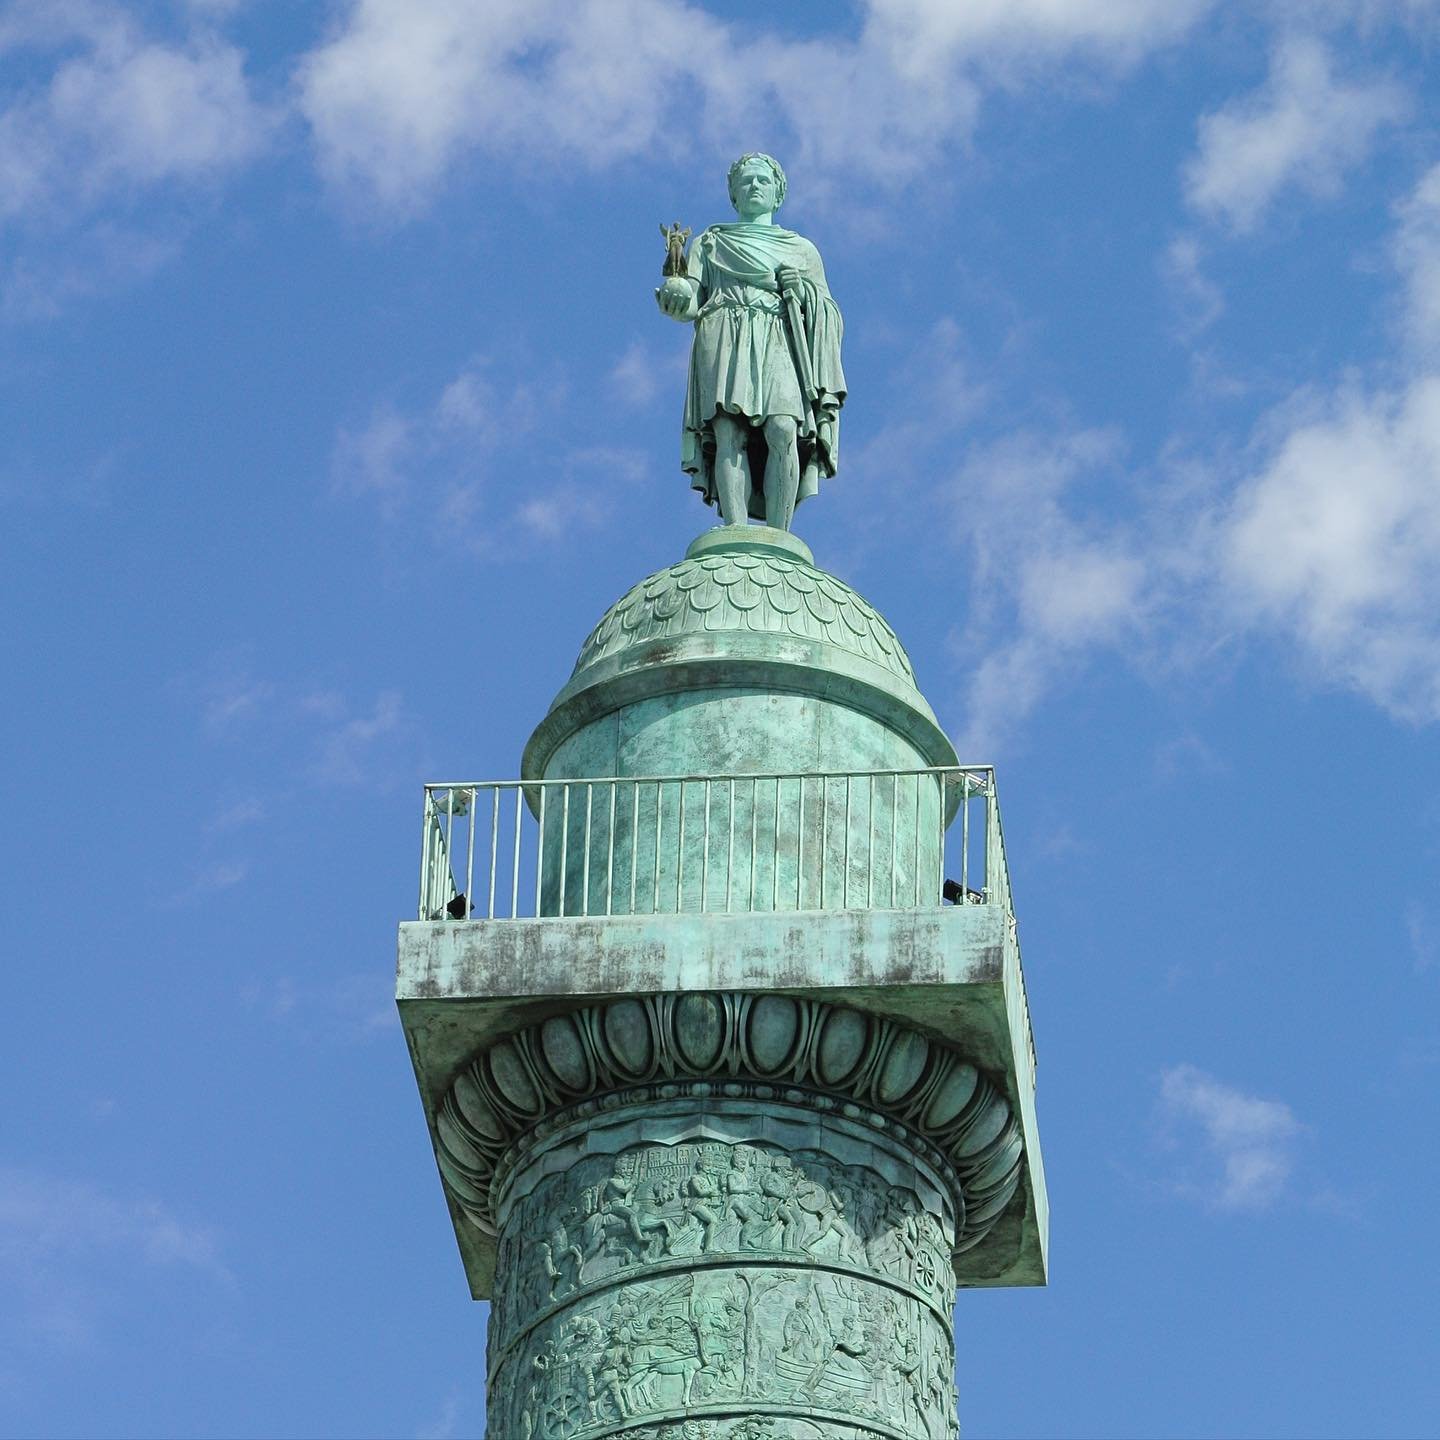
[727, 152, 787, 215]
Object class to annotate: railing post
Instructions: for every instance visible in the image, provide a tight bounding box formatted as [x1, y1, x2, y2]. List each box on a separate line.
[960, 771, 970, 905]
[418, 790, 433, 919]
[418, 764, 1000, 923]
[630, 782, 640, 915]
[534, 785, 547, 918]
[912, 771, 922, 908]
[511, 786, 522, 919]
[606, 782, 617, 917]
[558, 784, 570, 918]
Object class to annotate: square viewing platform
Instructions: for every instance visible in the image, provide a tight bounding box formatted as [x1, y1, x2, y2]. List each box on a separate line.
[397, 765, 1046, 1290]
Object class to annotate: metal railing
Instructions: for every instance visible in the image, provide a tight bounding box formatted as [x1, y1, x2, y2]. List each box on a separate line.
[417, 766, 1010, 923]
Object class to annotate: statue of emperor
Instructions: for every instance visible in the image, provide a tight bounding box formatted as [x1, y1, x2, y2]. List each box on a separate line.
[655, 153, 846, 532]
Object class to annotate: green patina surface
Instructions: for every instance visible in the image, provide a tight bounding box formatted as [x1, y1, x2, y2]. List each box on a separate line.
[400, 471, 1044, 1438]
[655, 153, 846, 532]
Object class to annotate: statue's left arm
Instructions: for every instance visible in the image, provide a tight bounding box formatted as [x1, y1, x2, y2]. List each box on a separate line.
[786, 240, 846, 419]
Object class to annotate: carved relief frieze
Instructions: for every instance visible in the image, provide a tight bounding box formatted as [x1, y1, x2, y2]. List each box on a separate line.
[488, 1139, 957, 1357]
[491, 1263, 958, 1440]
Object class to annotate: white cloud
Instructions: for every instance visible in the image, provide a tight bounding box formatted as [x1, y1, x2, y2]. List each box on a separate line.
[0, 1167, 227, 1356]
[0, 7, 271, 230]
[332, 361, 538, 537]
[1393, 161, 1440, 352]
[1185, 36, 1408, 233]
[415, 1391, 463, 1440]
[1153, 732, 1227, 783]
[610, 340, 660, 410]
[1158, 1065, 1300, 1211]
[242, 971, 396, 1042]
[1221, 374, 1440, 721]
[1161, 234, 1224, 337]
[949, 429, 1151, 752]
[311, 689, 407, 786]
[867, 0, 1217, 67]
[162, 859, 249, 908]
[1405, 900, 1438, 974]
[297, 0, 1218, 211]
[332, 361, 636, 548]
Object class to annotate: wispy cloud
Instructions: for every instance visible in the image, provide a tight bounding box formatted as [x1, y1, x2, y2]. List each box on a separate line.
[241, 971, 396, 1043]
[0, 1166, 229, 1360]
[295, 0, 1219, 213]
[0, 2, 273, 313]
[1160, 234, 1224, 338]
[947, 427, 1151, 754]
[1184, 36, 1409, 234]
[609, 339, 661, 410]
[1153, 732, 1228, 784]
[1158, 1065, 1301, 1211]
[332, 360, 539, 544]
[310, 689, 408, 786]
[162, 859, 249, 909]
[1220, 373, 1440, 722]
[1393, 160, 1440, 354]
[415, 1389, 464, 1440]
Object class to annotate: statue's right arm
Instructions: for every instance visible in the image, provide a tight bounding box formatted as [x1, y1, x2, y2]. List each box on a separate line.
[655, 274, 700, 321]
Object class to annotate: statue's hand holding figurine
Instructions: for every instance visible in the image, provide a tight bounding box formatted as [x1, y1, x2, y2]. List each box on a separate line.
[653, 154, 846, 533]
[656, 222, 696, 319]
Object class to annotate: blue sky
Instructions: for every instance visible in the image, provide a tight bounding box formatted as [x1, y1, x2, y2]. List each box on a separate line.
[4, 1, 1440, 1436]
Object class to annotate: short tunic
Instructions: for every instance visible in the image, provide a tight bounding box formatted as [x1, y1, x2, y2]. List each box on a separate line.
[679, 223, 846, 518]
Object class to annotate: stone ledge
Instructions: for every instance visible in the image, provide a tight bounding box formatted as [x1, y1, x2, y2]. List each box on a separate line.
[396, 905, 1046, 1297]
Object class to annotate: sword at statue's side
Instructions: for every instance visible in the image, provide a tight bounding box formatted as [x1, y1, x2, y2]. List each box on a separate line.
[777, 269, 819, 408]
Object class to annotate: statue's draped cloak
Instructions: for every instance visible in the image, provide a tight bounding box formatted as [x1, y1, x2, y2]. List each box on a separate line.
[682, 222, 846, 518]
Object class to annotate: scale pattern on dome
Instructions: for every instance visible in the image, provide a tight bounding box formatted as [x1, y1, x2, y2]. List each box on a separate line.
[573, 550, 917, 685]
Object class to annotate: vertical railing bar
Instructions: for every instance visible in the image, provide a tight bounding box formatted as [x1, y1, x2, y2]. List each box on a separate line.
[476, 786, 487, 918]
[912, 771, 922, 907]
[605, 782, 617, 917]
[985, 778, 994, 906]
[582, 783, 593, 916]
[418, 790, 432, 919]
[796, 776, 805, 911]
[771, 776, 781, 912]
[445, 793, 456, 913]
[890, 773, 899, 908]
[749, 777, 759, 912]
[701, 779, 711, 912]
[960, 772, 970, 905]
[676, 780, 686, 913]
[630, 782, 640, 914]
[511, 786, 522, 919]
[936, 772, 946, 907]
[653, 780, 663, 913]
[726, 778, 735, 913]
[535, 784, 547, 918]
[843, 775, 852, 908]
[558, 784, 570, 918]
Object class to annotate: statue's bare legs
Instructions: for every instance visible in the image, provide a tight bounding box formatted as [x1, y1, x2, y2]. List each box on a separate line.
[711, 414, 750, 525]
[712, 413, 800, 529]
[762, 416, 799, 530]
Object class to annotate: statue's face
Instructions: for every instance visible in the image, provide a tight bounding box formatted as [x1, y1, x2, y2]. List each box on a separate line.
[733, 162, 779, 218]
